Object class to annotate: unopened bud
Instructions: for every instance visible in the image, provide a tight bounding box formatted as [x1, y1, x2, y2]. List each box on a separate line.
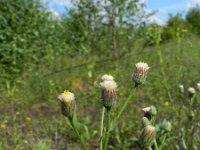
[58, 90, 76, 118]
[162, 120, 172, 132]
[139, 125, 156, 148]
[132, 62, 150, 86]
[179, 84, 184, 93]
[100, 80, 117, 109]
[142, 117, 151, 127]
[188, 87, 196, 98]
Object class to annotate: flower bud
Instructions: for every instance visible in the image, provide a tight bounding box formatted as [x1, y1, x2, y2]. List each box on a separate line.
[142, 117, 151, 127]
[196, 83, 200, 91]
[188, 87, 196, 98]
[132, 62, 149, 86]
[101, 74, 114, 82]
[142, 106, 157, 120]
[139, 125, 156, 148]
[100, 80, 117, 109]
[179, 84, 184, 94]
[162, 120, 172, 132]
[58, 90, 76, 118]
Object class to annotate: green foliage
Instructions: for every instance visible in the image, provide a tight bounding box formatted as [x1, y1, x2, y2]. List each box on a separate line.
[186, 7, 200, 35]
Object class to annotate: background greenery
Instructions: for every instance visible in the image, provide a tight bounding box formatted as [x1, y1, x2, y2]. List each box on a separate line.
[0, 0, 200, 149]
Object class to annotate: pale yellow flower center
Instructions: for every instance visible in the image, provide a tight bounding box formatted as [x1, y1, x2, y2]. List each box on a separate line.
[63, 90, 71, 95]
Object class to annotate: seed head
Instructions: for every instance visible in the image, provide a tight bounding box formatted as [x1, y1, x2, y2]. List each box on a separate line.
[100, 80, 117, 109]
[139, 125, 156, 148]
[58, 90, 76, 118]
[187, 87, 196, 98]
[196, 83, 200, 91]
[132, 62, 149, 86]
[101, 74, 114, 82]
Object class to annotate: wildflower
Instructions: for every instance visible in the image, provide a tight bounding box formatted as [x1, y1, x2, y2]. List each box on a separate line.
[188, 87, 196, 98]
[100, 80, 117, 109]
[26, 117, 31, 123]
[164, 101, 169, 107]
[179, 84, 184, 94]
[101, 74, 114, 82]
[142, 106, 157, 120]
[132, 62, 150, 86]
[139, 125, 156, 148]
[196, 83, 200, 91]
[16, 112, 20, 116]
[0, 124, 6, 129]
[181, 29, 188, 33]
[58, 90, 76, 118]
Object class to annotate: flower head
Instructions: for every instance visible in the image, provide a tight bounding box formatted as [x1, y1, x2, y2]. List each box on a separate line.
[58, 90, 76, 118]
[188, 87, 196, 98]
[101, 74, 114, 82]
[100, 80, 117, 109]
[132, 62, 149, 86]
[139, 125, 156, 148]
[142, 106, 157, 120]
[179, 84, 184, 94]
[196, 83, 200, 91]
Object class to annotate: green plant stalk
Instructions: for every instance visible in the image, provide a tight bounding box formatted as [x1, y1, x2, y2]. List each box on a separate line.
[103, 109, 111, 150]
[69, 118, 87, 150]
[113, 88, 136, 127]
[100, 107, 105, 150]
[159, 134, 167, 150]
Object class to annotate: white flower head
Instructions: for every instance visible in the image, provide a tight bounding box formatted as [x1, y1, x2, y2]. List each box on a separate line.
[132, 62, 150, 86]
[100, 80, 117, 109]
[179, 84, 184, 93]
[100, 80, 117, 91]
[142, 107, 151, 113]
[139, 125, 156, 148]
[188, 87, 196, 94]
[188, 87, 196, 98]
[101, 74, 114, 82]
[58, 90, 75, 103]
[58, 90, 76, 118]
[196, 83, 200, 91]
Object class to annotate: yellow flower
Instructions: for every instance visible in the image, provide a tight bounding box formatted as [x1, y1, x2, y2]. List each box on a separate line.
[164, 101, 169, 107]
[181, 29, 188, 33]
[16, 112, 20, 115]
[26, 117, 31, 123]
[63, 90, 71, 95]
[1, 124, 6, 129]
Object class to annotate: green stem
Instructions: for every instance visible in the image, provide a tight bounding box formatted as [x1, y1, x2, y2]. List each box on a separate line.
[100, 107, 105, 150]
[69, 118, 87, 150]
[113, 88, 136, 127]
[159, 134, 167, 150]
[103, 109, 111, 150]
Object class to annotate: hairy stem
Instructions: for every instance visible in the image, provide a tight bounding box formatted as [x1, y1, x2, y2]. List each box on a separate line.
[100, 107, 105, 150]
[69, 118, 87, 150]
[103, 109, 111, 150]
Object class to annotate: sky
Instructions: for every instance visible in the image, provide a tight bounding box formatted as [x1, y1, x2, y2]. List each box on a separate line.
[42, 0, 200, 25]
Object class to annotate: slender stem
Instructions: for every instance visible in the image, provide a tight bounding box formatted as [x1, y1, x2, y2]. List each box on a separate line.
[113, 88, 136, 127]
[100, 107, 105, 150]
[69, 118, 87, 150]
[159, 134, 167, 150]
[154, 139, 159, 150]
[103, 109, 111, 150]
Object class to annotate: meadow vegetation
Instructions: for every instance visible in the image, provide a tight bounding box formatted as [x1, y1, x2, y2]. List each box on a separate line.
[0, 0, 200, 149]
